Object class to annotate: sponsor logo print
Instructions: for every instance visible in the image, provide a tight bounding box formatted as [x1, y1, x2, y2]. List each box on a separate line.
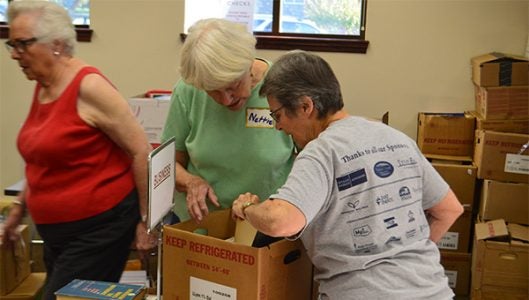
[375, 194, 394, 206]
[353, 225, 372, 237]
[399, 186, 412, 200]
[384, 216, 398, 229]
[397, 157, 418, 168]
[353, 242, 377, 254]
[405, 229, 417, 239]
[385, 236, 401, 244]
[336, 168, 367, 191]
[373, 161, 394, 178]
[346, 199, 368, 213]
[408, 210, 416, 222]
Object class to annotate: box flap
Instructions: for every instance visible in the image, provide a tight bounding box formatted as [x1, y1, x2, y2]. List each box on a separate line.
[234, 219, 258, 246]
[508, 223, 529, 243]
[475, 219, 509, 240]
[472, 52, 529, 66]
[424, 154, 473, 162]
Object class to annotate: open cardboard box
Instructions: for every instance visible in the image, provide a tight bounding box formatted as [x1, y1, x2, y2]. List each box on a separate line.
[471, 219, 529, 296]
[162, 209, 313, 300]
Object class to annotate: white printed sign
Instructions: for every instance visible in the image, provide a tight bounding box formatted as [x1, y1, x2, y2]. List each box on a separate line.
[444, 270, 458, 289]
[147, 138, 175, 231]
[504, 153, 529, 175]
[190, 277, 237, 300]
[437, 232, 459, 250]
[222, 0, 255, 32]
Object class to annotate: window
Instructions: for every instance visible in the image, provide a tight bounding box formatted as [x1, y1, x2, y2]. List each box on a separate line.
[184, 0, 368, 53]
[0, 0, 92, 41]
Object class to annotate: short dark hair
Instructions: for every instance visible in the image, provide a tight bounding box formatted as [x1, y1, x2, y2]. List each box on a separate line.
[260, 50, 344, 119]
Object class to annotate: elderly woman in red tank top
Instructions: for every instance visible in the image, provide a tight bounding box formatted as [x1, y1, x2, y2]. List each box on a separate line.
[1, 2, 155, 299]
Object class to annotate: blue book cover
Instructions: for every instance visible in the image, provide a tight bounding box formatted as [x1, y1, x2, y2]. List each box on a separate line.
[55, 279, 145, 300]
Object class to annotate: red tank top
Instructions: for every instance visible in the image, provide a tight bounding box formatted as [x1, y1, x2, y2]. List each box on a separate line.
[17, 66, 135, 224]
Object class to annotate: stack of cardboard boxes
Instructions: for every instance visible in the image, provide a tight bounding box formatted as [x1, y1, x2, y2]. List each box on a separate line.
[417, 112, 477, 298]
[416, 52, 529, 299]
[469, 53, 529, 299]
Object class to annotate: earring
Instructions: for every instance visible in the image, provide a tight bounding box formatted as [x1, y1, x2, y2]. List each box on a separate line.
[53, 51, 60, 56]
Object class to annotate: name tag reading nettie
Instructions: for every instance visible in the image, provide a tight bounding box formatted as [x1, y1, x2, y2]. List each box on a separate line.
[246, 108, 274, 128]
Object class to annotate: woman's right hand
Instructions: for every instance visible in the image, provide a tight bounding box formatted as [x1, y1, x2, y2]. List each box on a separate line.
[185, 174, 219, 223]
[1, 204, 24, 247]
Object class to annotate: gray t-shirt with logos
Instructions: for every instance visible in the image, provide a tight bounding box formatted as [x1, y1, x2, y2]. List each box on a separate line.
[271, 116, 453, 300]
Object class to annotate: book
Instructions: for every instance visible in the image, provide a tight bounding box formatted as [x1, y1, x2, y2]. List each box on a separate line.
[119, 270, 149, 287]
[55, 279, 146, 300]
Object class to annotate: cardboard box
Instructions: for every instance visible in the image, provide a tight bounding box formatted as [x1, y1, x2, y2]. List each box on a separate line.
[128, 95, 171, 146]
[417, 113, 475, 158]
[0, 225, 31, 296]
[470, 286, 529, 300]
[471, 219, 529, 296]
[437, 210, 472, 252]
[473, 130, 529, 183]
[162, 209, 313, 300]
[479, 180, 529, 225]
[440, 251, 471, 296]
[466, 111, 529, 134]
[474, 85, 529, 120]
[432, 162, 477, 210]
[471, 52, 529, 87]
[0, 273, 46, 300]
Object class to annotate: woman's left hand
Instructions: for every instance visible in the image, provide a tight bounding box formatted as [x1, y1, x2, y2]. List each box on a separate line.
[231, 192, 259, 220]
[133, 221, 158, 258]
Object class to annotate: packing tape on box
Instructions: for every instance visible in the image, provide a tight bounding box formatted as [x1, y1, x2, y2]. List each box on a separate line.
[499, 60, 513, 86]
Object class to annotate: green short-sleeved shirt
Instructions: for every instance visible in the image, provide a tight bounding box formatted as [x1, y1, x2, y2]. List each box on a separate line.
[161, 61, 294, 221]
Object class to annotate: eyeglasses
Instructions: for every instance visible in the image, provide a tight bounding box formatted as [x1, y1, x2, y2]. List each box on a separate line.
[5, 37, 38, 54]
[269, 105, 285, 122]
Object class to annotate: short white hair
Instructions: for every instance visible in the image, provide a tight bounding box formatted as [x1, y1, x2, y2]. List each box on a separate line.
[180, 18, 256, 91]
[8, 0, 77, 55]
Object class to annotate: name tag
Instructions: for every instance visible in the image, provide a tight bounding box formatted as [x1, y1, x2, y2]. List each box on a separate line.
[246, 108, 274, 128]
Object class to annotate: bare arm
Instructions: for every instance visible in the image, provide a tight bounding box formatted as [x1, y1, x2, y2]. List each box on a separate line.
[232, 193, 306, 237]
[426, 189, 464, 243]
[174, 151, 219, 223]
[77, 73, 154, 251]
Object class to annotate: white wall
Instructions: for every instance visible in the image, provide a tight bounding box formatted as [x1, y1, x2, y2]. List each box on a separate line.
[0, 0, 527, 190]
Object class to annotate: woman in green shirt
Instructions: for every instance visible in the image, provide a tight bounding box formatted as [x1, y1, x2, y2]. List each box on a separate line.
[161, 18, 295, 224]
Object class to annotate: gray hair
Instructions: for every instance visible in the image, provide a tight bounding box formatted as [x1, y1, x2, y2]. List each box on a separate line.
[260, 50, 343, 119]
[8, 0, 76, 55]
[180, 18, 256, 91]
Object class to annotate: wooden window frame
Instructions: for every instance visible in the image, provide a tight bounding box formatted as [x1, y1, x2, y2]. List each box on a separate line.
[1, 24, 92, 42]
[0, 0, 92, 42]
[181, 0, 368, 53]
[252, 0, 369, 53]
